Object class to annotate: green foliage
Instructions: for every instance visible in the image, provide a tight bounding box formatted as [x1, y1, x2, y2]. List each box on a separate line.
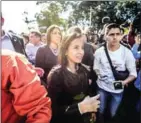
[35, 1, 141, 32]
[35, 1, 68, 32]
[68, 1, 141, 30]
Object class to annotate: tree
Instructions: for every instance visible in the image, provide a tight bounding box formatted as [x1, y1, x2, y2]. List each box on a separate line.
[35, 2, 63, 32]
[35, 1, 77, 32]
[35, 1, 80, 32]
[115, 1, 141, 23]
[22, 11, 36, 30]
[68, 1, 141, 31]
[35, 1, 141, 32]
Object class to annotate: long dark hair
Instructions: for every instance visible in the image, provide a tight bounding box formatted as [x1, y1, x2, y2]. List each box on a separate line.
[58, 32, 82, 68]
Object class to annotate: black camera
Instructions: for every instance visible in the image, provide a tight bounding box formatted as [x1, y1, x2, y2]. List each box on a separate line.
[113, 81, 123, 90]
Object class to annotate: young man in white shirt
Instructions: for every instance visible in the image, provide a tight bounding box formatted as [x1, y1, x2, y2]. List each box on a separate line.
[94, 23, 137, 123]
[25, 31, 44, 65]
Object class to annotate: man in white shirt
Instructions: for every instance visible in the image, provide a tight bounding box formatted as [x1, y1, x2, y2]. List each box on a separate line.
[94, 23, 137, 123]
[25, 31, 44, 65]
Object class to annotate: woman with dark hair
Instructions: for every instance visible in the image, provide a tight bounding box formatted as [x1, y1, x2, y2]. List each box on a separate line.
[47, 32, 100, 123]
[35, 25, 62, 84]
[67, 26, 98, 95]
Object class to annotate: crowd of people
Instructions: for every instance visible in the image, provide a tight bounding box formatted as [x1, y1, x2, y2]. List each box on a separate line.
[1, 11, 141, 123]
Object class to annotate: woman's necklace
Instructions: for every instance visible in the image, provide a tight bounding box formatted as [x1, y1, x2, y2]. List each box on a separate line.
[50, 47, 58, 56]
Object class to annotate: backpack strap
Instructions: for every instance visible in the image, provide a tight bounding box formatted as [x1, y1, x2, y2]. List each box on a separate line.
[7, 32, 27, 57]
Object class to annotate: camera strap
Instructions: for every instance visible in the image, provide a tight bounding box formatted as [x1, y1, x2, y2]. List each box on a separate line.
[104, 43, 118, 80]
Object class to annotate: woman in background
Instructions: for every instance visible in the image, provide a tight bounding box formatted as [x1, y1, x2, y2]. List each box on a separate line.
[35, 25, 62, 85]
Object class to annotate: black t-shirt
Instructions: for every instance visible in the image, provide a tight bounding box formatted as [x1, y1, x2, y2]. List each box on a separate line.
[47, 65, 93, 123]
[35, 45, 58, 83]
[82, 43, 94, 67]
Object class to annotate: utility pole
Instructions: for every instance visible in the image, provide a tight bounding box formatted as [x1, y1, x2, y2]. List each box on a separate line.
[90, 6, 92, 26]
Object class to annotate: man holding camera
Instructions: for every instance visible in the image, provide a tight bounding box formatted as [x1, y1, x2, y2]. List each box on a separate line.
[94, 23, 137, 123]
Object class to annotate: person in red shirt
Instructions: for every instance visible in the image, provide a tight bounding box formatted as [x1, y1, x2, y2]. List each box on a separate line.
[1, 49, 52, 123]
[127, 24, 136, 47]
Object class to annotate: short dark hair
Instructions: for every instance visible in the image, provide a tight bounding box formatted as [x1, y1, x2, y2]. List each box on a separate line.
[105, 23, 121, 35]
[30, 31, 41, 38]
[58, 32, 82, 68]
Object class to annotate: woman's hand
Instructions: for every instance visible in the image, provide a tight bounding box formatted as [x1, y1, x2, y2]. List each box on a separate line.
[78, 94, 100, 114]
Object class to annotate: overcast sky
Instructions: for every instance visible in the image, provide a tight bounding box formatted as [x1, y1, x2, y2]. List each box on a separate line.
[2, 1, 40, 34]
[2, 1, 72, 34]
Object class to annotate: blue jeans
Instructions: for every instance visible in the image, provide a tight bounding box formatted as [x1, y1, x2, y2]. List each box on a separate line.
[136, 97, 140, 112]
[97, 87, 123, 117]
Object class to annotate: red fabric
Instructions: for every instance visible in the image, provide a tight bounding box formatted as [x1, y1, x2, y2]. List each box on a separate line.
[2, 50, 52, 123]
[128, 31, 135, 47]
